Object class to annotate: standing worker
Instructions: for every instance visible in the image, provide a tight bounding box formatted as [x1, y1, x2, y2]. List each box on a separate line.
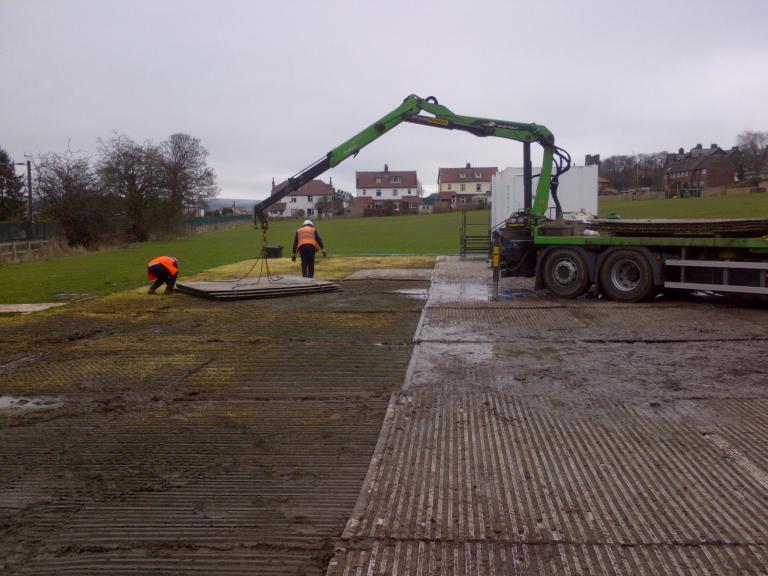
[291, 220, 327, 278]
[147, 255, 179, 294]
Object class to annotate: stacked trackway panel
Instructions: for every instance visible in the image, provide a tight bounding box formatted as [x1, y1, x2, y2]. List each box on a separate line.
[176, 276, 341, 300]
[326, 257, 768, 575]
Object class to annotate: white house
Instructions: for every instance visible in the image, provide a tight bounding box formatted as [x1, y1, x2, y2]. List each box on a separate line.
[268, 178, 335, 218]
[437, 163, 498, 208]
[356, 164, 419, 200]
[491, 165, 598, 229]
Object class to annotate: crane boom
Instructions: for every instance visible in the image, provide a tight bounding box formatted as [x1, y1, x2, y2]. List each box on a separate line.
[254, 95, 570, 230]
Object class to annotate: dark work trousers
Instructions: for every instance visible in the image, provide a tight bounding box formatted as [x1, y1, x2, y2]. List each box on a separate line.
[299, 245, 317, 278]
[148, 263, 177, 293]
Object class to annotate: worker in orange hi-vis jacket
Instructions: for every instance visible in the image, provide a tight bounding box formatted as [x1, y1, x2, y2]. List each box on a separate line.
[147, 256, 179, 294]
[291, 220, 327, 278]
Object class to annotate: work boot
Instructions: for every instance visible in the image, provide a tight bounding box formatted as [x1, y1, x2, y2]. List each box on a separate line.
[148, 289, 156, 295]
[163, 288, 174, 295]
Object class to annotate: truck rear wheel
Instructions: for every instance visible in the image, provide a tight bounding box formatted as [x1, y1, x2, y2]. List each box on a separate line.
[599, 250, 654, 302]
[543, 248, 590, 298]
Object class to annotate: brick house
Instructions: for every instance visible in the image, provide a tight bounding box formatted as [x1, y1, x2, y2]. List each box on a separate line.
[269, 178, 335, 217]
[437, 163, 498, 207]
[349, 193, 428, 217]
[665, 144, 736, 192]
[356, 164, 419, 201]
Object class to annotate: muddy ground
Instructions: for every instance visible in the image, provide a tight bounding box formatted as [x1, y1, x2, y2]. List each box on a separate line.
[2, 255, 768, 575]
[0, 259, 431, 575]
[328, 259, 768, 575]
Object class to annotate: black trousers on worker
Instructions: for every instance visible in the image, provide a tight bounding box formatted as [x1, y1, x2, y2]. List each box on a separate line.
[299, 245, 317, 278]
[148, 263, 177, 294]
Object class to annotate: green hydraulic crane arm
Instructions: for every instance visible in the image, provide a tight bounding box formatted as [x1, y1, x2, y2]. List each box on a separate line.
[254, 95, 570, 230]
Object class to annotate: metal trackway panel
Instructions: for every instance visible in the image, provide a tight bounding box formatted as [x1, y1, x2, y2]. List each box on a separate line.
[328, 541, 768, 575]
[326, 256, 768, 576]
[418, 304, 768, 343]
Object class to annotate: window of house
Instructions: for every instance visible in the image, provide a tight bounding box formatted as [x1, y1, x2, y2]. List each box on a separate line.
[459, 172, 466, 179]
[393, 189, 398, 196]
[362, 189, 367, 195]
[476, 183, 481, 192]
[407, 188, 411, 194]
[460, 184, 465, 192]
[307, 208, 314, 216]
[375, 177, 382, 184]
[376, 190, 382, 197]
[474, 170, 481, 178]
[366, 203, 372, 209]
[389, 176, 401, 184]
[290, 197, 297, 203]
[375, 201, 382, 208]
[307, 195, 313, 202]
[447, 184, 452, 190]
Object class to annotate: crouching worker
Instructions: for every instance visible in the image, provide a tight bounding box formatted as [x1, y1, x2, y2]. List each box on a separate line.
[291, 219, 327, 278]
[147, 255, 179, 294]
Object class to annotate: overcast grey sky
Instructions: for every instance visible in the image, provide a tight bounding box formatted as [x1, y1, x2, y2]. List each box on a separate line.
[2, 0, 767, 199]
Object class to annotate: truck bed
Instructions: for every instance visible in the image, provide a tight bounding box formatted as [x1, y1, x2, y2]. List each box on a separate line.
[588, 218, 768, 238]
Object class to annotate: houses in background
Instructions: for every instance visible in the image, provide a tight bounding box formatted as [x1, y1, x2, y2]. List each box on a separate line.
[664, 143, 738, 193]
[352, 164, 429, 216]
[437, 163, 497, 209]
[266, 178, 344, 218]
[267, 160, 500, 219]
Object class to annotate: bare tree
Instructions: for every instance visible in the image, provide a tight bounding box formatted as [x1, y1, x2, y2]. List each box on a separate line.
[34, 148, 121, 247]
[158, 133, 218, 221]
[97, 134, 165, 241]
[736, 131, 768, 186]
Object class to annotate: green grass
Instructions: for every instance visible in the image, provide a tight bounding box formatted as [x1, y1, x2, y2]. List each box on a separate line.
[599, 193, 768, 219]
[0, 210, 472, 303]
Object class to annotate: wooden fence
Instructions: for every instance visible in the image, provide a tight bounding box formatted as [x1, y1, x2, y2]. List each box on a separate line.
[0, 239, 53, 261]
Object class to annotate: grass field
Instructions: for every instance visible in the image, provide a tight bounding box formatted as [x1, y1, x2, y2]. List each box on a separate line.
[598, 193, 768, 219]
[0, 211, 470, 304]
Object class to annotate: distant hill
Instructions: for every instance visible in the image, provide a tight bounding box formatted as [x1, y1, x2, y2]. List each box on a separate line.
[203, 198, 262, 211]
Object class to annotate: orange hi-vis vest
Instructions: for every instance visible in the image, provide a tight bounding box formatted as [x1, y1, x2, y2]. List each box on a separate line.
[147, 256, 178, 280]
[296, 226, 320, 250]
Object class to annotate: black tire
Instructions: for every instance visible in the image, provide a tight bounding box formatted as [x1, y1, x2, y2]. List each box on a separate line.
[543, 248, 591, 298]
[599, 250, 654, 302]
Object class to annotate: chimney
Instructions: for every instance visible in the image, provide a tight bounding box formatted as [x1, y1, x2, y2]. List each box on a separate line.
[695, 143, 702, 149]
[466, 162, 471, 168]
[384, 163, 389, 173]
[271, 177, 276, 195]
[678, 147, 684, 155]
[710, 143, 717, 149]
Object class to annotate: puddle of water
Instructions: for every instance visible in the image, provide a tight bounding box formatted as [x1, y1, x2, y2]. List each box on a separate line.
[392, 288, 429, 299]
[0, 395, 64, 413]
[0, 303, 66, 314]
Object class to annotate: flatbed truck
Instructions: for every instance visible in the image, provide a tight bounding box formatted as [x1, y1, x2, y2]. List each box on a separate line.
[252, 94, 768, 302]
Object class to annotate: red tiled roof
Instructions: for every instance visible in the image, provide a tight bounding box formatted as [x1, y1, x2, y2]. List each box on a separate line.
[272, 179, 334, 197]
[438, 165, 498, 183]
[352, 197, 372, 206]
[399, 195, 423, 204]
[268, 203, 287, 211]
[356, 169, 418, 189]
[438, 191, 455, 201]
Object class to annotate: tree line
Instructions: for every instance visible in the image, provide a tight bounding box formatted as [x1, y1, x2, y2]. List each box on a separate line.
[598, 130, 767, 190]
[0, 133, 218, 247]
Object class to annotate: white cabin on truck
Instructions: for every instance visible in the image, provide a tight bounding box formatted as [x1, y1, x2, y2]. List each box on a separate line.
[491, 165, 598, 229]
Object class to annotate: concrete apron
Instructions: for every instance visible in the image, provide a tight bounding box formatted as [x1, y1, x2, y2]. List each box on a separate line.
[326, 256, 768, 575]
